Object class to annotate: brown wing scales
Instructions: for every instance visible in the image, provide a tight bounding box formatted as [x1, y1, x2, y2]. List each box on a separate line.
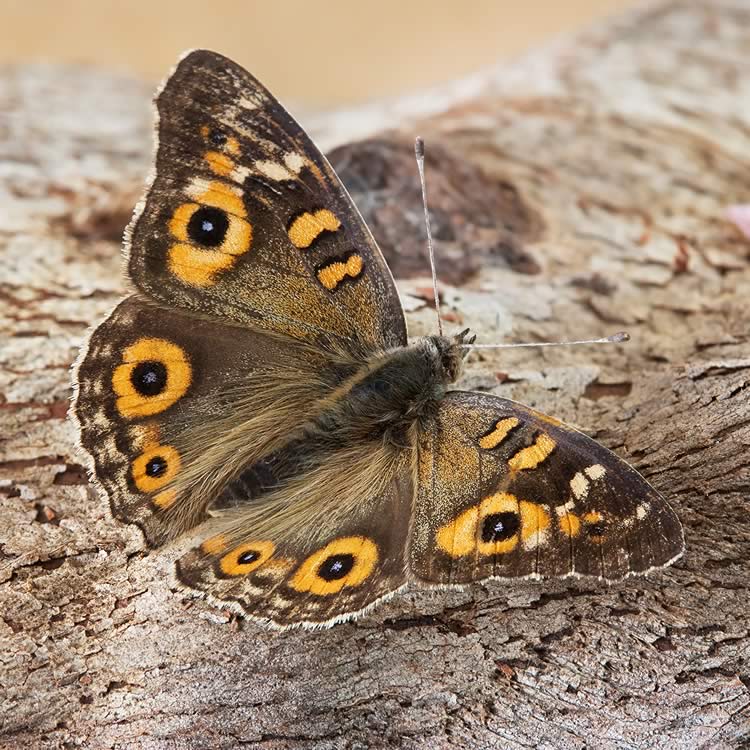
[127, 49, 406, 351]
[176, 451, 414, 628]
[410, 391, 684, 584]
[72, 296, 342, 548]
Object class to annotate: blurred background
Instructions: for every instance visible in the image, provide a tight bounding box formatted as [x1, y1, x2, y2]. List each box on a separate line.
[2, 0, 636, 107]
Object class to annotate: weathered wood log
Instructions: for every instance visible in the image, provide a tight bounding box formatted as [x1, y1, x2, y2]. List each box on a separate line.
[2, 2, 749, 747]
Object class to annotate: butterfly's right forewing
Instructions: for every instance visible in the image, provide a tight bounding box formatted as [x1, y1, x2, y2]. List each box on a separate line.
[410, 391, 684, 584]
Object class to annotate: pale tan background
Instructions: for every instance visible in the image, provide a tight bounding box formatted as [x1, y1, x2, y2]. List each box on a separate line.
[2, 0, 635, 106]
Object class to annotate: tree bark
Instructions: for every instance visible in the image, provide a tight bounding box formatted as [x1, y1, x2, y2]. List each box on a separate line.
[2, 2, 749, 748]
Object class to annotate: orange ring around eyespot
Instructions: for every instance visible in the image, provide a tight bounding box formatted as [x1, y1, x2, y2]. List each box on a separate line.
[131, 444, 181, 493]
[167, 185, 253, 287]
[111, 338, 192, 419]
[477, 493, 522, 556]
[198, 181, 246, 218]
[289, 536, 379, 596]
[436, 505, 479, 558]
[168, 202, 251, 249]
[219, 541, 275, 576]
[436, 493, 523, 558]
[583, 511, 606, 543]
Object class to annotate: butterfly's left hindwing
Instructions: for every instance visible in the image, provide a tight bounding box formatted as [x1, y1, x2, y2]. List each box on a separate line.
[72, 295, 340, 548]
[410, 391, 684, 584]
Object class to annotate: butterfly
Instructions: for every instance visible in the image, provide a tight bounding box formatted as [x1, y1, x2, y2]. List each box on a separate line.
[71, 49, 684, 629]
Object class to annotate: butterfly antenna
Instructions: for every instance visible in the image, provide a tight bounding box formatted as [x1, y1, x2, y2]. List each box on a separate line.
[415, 137, 443, 337]
[414, 138, 626, 350]
[462, 331, 630, 350]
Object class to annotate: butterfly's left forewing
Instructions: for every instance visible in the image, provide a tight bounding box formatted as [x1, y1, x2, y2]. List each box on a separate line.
[411, 391, 684, 584]
[127, 49, 406, 351]
[73, 50, 409, 561]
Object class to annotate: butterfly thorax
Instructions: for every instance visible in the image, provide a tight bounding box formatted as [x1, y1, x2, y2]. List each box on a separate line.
[310, 331, 469, 445]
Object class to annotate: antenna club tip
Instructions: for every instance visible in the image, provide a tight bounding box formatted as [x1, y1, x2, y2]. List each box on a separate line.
[610, 331, 630, 343]
[415, 136, 425, 158]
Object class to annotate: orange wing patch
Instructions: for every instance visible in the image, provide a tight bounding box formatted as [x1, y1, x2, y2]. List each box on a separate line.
[204, 150, 235, 177]
[436, 504, 483, 557]
[219, 541, 276, 576]
[131, 443, 181, 494]
[518, 501, 551, 550]
[316, 253, 364, 290]
[289, 536, 379, 596]
[479, 417, 520, 449]
[287, 209, 341, 249]
[154, 489, 178, 509]
[436, 493, 552, 558]
[558, 511, 582, 538]
[168, 180, 253, 287]
[201, 534, 229, 555]
[508, 433, 556, 472]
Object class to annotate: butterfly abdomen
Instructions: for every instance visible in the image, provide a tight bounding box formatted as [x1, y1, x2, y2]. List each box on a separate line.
[210, 338, 450, 507]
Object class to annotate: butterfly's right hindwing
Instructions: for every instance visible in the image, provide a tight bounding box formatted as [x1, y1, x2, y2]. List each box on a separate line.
[176, 450, 414, 628]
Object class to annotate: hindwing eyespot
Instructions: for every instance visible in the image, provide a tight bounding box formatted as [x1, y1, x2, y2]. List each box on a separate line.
[289, 536, 378, 595]
[132, 443, 181, 493]
[219, 541, 276, 576]
[111, 338, 191, 418]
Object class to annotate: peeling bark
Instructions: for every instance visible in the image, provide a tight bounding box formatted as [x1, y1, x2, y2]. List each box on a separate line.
[1, 2, 749, 748]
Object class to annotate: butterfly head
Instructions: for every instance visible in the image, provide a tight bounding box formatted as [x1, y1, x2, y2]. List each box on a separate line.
[427, 328, 477, 385]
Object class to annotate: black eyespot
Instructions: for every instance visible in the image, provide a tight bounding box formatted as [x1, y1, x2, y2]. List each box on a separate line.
[209, 129, 227, 147]
[587, 522, 606, 538]
[145, 457, 167, 477]
[130, 361, 167, 397]
[187, 206, 229, 247]
[481, 512, 520, 543]
[238, 550, 260, 565]
[318, 553, 355, 581]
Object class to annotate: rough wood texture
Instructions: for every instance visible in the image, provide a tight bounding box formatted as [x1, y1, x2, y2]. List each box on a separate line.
[2, 2, 749, 748]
